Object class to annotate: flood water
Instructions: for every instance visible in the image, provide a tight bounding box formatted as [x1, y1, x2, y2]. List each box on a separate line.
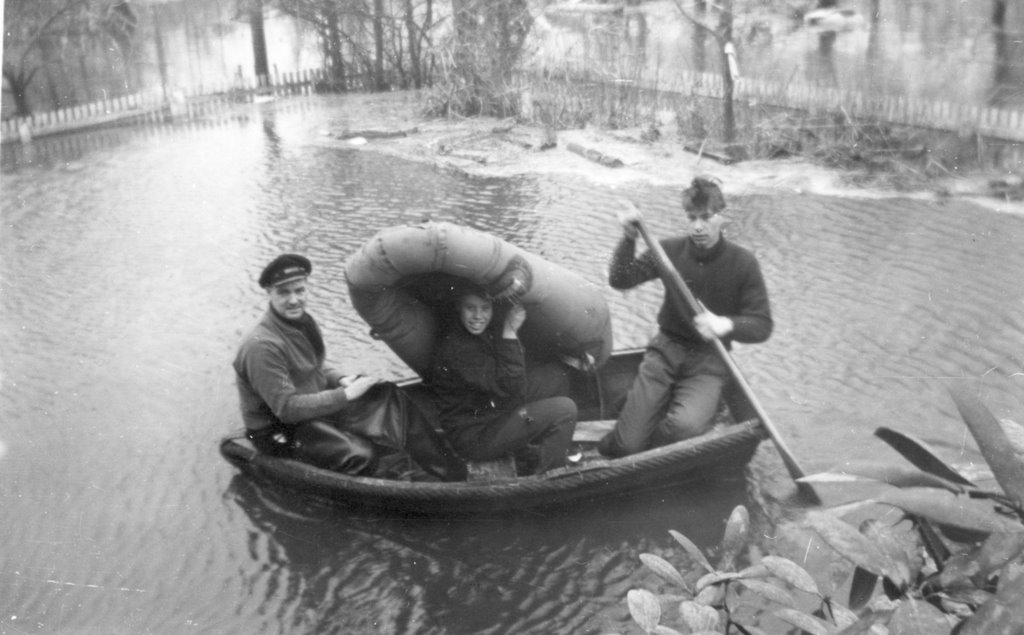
[2, 94, 1023, 634]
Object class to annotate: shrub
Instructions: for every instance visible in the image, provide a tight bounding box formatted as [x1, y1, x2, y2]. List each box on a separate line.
[618, 385, 1024, 634]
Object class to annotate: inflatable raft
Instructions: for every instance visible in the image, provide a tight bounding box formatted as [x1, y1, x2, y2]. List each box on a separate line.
[343, 221, 613, 375]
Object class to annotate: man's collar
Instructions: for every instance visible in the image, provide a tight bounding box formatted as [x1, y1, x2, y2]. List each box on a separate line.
[266, 305, 309, 327]
[688, 235, 727, 262]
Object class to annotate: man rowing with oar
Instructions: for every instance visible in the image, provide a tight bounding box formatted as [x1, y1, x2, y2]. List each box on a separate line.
[598, 176, 774, 457]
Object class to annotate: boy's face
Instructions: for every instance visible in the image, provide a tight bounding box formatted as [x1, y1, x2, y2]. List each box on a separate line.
[458, 293, 493, 335]
[685, 207, 725, 250]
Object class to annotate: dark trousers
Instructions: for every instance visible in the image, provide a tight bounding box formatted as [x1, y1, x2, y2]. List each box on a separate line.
[603, 332, 729, 456]
[447, 361, 577, 474]
[248, 420, 377, 476]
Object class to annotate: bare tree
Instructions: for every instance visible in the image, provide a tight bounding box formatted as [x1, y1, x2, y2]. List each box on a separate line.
[3, 0, 136, 117]
[403, 0, 432, 88]
[671, 0, 738, 142]
[273, 0, 355, 87]
[272, 0, 436, 91]
[442, 0, 532, 116]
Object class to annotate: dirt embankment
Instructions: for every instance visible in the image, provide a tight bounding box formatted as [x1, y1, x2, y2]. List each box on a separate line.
[323, 109, 1024, 215]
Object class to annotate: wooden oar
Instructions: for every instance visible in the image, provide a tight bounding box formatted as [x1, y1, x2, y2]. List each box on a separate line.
[633, 215, 822, 505]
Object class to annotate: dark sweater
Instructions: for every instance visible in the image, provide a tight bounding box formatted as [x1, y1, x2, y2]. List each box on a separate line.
[233, 308, 347, 431]
[429, 328, 526, 433]
[609, 235, 773, 348]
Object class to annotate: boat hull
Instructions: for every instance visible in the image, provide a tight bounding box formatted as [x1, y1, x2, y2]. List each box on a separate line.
[220, 349, 767, 515]
[220, 421, 764, 515]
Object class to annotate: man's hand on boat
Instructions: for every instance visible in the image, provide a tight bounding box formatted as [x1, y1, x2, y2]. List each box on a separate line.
[340, 374, 381, 400]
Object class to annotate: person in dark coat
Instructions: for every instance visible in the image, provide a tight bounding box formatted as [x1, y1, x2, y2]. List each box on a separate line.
[430, 288, 577, 475]
[599, 177, 773, 457]
[233, 254, 382, 474]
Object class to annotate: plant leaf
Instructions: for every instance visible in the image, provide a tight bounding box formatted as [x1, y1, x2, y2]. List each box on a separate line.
[718, 505, 750, 571]
[949, 385, 1024, 509]
[939, 532, 1024, 589]
[957, 566, 1024, 634]
[803, 511, 899, 584]
[859, 518, 920, 591]
[695, 570, 740, 592]
[640, 553, 689, 590]
[874, 426, 974, 486]
[873, 487, 1024, 535]
[812, 460, 965, 492]
[735, 562, 770, 580]
[774, 608, 835, 635]
[835, 607, 897, 635]
[888, 597, 956, 634]
[916, 517, 952, 568]
[999, 418, 1024, 455]
[760, 555, 820, 595]
[736, 578, 796, 607]
[693, 582, 723, 607]
[826, 600, 859, 630]
[627, 588, 662, 633]
[679, 600, 720, 632]
[669, 529, 714, 573]
[847, 566, 878, 611]
[652, 626, 685, 635]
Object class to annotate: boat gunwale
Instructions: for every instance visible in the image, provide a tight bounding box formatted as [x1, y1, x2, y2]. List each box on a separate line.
[220, 419, 765, 501]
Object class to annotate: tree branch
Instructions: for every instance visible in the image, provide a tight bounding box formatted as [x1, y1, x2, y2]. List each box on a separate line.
[669, 0, 725, 45]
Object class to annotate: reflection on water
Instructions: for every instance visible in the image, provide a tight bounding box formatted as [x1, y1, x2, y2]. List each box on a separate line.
[2, 94, 1023, 632]
[225, 472, 749, 634]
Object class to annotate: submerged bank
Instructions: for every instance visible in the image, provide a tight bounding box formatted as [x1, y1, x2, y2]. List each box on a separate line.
[313, 92, 1024, 216]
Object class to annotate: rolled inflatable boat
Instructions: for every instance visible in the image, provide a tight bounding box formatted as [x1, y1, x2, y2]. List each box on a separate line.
[344, 222, 614, 375]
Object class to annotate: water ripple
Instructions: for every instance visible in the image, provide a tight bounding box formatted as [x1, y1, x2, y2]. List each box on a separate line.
[4, 95, 1024, 633]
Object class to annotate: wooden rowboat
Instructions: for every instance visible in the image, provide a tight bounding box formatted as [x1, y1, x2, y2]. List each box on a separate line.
[219, 348, 767, 516]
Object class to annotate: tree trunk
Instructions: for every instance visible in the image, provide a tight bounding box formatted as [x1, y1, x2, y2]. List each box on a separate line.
[38, 37, 63, 111]
[991, 0, 1010, 105]
[373, 0, 387, 90]
[325, 6, 346, 89]
[152, 5, 169, 104]
[405, 0, 421, 89]
[250, 0, 270, 85]
[865, 0, 881, 93]
[717, 0, 735, 143]
[693, 0, 707, 72]
[2, 67, 34, 118]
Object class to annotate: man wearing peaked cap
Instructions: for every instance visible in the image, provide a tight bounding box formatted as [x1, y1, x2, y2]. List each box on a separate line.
[258, 253, 312, 289]
[233, 253, 383, 474]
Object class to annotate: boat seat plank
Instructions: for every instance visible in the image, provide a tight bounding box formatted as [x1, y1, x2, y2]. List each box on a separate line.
[572, 419, 615, 443]
[465, 455, 518, 480]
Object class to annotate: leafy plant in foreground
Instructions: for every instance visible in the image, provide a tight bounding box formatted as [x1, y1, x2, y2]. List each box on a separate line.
[618, 386, 1024, 634]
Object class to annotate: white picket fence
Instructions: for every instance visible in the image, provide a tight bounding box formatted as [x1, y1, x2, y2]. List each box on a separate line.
[672, 70, 1024, 143]
[0, 69, 331, 144]
[4, 66, 1022, 145]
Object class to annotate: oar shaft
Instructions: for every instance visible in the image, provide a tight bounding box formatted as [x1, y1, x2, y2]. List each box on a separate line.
[633, 217, 821, 504]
